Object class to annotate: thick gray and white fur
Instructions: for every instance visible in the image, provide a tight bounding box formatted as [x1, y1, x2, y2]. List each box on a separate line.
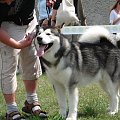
[35, 26, 120, 120]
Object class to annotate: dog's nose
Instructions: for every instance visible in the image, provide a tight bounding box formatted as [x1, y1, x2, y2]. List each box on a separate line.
[37, 37, 42, 42]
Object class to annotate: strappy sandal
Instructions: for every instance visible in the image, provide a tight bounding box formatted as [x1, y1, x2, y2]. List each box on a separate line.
[22, 100, 47, 118]
[5, 111, 26, 120]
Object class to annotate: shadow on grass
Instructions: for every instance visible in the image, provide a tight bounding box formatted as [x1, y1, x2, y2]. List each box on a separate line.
[0, 115, 5, 120]
[49, 114, 63, 120]
[23, 113, 49, 120]
[0, 114, 48, 120]
[78, 106, 99, 118]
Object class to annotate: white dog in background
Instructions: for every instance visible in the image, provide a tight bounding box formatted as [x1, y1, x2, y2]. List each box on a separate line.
[56, 0, 79, 26]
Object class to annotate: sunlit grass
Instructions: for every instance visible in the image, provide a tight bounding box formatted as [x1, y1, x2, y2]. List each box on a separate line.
[0, 74, 120, 120]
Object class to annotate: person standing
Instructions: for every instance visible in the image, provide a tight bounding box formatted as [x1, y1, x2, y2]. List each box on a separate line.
[0, 0, 47, 120]
[37, 0, 52, 27]
[73, 0, 78, 14]
[50, 0, 62, 26]
[110, 0, 120, 25]
[50, 0, 79, 27]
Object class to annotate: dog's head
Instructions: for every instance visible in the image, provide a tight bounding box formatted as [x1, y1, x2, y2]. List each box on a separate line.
[34, 27, 61, 59]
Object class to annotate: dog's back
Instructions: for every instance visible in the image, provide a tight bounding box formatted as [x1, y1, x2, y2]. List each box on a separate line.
[36, 26, 120, 119]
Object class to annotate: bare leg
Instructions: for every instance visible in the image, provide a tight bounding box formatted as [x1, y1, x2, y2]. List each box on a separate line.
[23, 80, 37, 93]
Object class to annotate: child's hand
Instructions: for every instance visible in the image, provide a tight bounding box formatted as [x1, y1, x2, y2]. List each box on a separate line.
[46, 0, 56, 7]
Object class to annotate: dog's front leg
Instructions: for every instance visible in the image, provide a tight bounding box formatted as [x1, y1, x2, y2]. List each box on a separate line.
[66, 87, 79, 120]
[53, 81, 67, 118]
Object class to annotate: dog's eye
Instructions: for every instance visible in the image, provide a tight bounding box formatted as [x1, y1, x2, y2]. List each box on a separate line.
[46, 33, 51, 35]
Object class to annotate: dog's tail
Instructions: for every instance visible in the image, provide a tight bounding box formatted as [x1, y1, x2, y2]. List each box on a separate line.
[79, 26, 116, 46]
[115, 33, 120, 48]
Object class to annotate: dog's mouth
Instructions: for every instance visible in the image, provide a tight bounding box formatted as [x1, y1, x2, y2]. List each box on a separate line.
[37, 42, 53, 57]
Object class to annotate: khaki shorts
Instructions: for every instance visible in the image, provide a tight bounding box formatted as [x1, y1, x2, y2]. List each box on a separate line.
[0, 15, 42, 94]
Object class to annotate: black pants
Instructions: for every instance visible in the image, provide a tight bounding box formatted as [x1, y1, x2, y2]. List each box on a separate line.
[73, 0, 78, 14]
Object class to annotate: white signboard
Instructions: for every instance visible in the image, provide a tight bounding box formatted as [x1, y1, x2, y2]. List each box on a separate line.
[61, 25, 120, 34]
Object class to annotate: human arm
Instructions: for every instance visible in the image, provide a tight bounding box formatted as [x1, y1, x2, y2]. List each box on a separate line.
[51, 0, 62, 26]
[51, 9, 57, 26]
[46, 0, 56, 7]
[0, 28, 33, 49]
[111, 17, 120, 25]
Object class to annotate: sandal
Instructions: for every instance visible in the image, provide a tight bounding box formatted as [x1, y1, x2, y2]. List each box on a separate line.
[5, 111, 26, 120]
[22, 100, 47, 118]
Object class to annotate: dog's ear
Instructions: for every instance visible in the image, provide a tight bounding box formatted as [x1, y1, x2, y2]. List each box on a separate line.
[35, 25, 39, 35]
[36, 25, 39, 30]
[35, 25, 44, 35]
[55, 26, 61, 34]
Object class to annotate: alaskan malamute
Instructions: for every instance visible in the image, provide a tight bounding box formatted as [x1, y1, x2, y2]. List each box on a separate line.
[34, 26, 120, 120]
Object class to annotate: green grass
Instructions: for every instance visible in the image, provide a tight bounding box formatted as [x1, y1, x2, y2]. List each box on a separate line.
[0, 74, 120, 120]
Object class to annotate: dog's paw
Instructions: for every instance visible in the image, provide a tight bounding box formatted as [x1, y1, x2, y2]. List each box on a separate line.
[66, 117, 76, 120]
[107, 107, 118, 115]
[108, 110, 118, 115]
[108, 111, 117, 115]
[107, 109, 118, 115]
[59, 111, 66, 119]
[66, 111, 77, 120]
[66, 115, 77, 120]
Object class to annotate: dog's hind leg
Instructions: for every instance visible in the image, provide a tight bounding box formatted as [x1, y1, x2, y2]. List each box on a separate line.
[53, 81, 67, 118]
[66, 86, 78, 120]
[117, 83, 120, 97]
[99, 79, 119, 115]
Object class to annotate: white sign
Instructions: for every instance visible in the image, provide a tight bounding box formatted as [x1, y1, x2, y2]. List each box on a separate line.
[61, 25, 120, 34]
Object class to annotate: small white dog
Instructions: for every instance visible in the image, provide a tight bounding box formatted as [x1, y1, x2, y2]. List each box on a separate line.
[56, 0, 79, 26]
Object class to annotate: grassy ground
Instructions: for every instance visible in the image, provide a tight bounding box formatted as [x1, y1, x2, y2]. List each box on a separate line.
[0, 74, 120, 120]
